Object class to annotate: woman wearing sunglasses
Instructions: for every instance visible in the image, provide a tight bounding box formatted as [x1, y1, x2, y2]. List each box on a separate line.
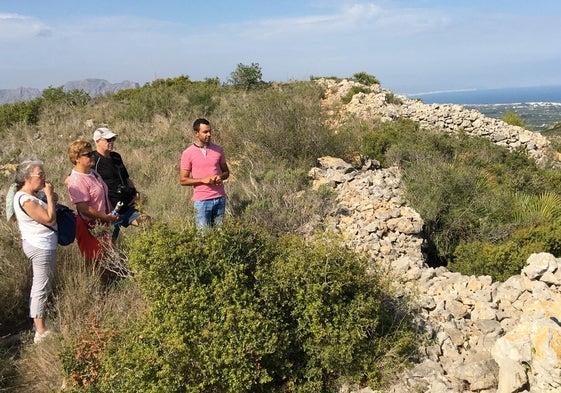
[66, 140, 118, 261]
[12, 159, 57, 343]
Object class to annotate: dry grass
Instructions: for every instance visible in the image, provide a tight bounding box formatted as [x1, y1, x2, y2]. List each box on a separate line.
[14, 335, 65, 392]
[0, 220, 31, 335]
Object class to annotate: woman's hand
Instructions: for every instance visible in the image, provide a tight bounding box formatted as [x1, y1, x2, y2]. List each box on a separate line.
[104, 213, 119, 223]
[43, 182, 55, 199]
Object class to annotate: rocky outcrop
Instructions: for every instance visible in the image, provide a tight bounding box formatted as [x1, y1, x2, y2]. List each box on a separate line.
[310, 157, 561, 393]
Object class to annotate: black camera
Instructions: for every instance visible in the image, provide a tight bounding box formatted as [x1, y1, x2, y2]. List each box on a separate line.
[116, 184, 137, 205]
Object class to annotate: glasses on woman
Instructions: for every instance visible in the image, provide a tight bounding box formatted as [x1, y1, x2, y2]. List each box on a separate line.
[30, 172, 46, 179]
[81, 151, 95, 158]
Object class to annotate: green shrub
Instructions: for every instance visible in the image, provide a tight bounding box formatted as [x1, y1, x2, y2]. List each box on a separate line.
[42, 86, 91, 107]
[451, 222, 561, 281]
[228, 62, 266, 91]
[341, 86, 372, 105]
[501, 110, 526, 128]
[384, 92, 402, 105]
[111, 84, 186, 122]
[542, 120, 561, 143]
[376, 125, 561, 266]
[360, 118, 419, 166]
[352, 72, 379, 86]
[82, 222, 418, 392]
[0, 98, 43, 131]
[149, 75, 192, 90]
[231, 167, 337, 234]
[111, 78, 223, 122]
[60, 321, 117, 389]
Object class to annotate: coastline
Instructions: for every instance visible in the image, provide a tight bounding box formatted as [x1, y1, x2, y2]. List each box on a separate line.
[401, 85, 561, 130]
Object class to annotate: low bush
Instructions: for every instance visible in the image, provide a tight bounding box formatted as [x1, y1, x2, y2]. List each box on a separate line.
[228, 165, 337, 234]
[352, 72, 379, 86]
[360, 118, 419, 166]
[69, 222, 419, 392]
[501, 110, 527, 128]
[41, 86, 91, 107]
[451, 222, 561, 281]
[369, 122, 561, 269]
[384, 92, 403, 105]
[0, 99, 43, 131]
[341, 86, 372, 105]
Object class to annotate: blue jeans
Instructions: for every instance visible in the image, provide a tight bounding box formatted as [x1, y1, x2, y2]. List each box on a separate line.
[194, 196, 226, 229]
[112, 206, 141, 239]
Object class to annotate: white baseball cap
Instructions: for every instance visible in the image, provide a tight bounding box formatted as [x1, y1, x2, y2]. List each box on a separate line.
[93, 127, 117, 142]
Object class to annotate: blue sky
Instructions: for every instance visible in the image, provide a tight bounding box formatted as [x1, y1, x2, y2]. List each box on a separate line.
[1, 0, 560, 94]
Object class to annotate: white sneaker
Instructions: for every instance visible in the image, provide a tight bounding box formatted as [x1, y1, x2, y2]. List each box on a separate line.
[34, 330, 50, 343]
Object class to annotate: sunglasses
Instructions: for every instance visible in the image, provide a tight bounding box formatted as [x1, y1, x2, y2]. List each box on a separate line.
[105, 137, 116, 143]
[30, 173, 46, 179]
[81, 151, 95, 158]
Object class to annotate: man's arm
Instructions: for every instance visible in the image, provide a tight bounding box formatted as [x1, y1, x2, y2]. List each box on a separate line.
[219, 162, 230, 181]
[180, 168, 224, 186]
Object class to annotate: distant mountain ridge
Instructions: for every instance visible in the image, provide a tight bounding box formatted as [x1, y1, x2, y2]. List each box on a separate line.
[0, 78, 139, 105]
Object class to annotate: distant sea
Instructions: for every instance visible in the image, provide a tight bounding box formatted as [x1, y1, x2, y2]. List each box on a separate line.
[403, 85, 561, 130]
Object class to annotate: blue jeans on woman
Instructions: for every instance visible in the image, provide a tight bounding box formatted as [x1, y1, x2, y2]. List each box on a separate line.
[194, 196, 226, 229]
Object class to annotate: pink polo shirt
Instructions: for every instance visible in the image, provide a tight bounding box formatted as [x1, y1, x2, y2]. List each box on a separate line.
[180, 143, 227, 201]
[66, 169, 110, 224]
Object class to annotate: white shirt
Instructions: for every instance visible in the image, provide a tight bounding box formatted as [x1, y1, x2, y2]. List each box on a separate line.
[13, 191, 58, 250]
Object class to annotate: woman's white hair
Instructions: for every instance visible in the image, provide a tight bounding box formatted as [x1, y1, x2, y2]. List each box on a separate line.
[14, 159, 43, 188]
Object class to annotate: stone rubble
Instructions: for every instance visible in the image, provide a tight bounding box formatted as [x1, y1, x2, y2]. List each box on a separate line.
[308, 79, 561, 392]
[310, 157, 561, 393]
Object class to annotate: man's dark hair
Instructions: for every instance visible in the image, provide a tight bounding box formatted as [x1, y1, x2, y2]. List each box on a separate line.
[193, 118, 210, 132]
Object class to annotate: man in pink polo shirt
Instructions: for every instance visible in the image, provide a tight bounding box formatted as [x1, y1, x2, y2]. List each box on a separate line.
[179, 118, 230, 228]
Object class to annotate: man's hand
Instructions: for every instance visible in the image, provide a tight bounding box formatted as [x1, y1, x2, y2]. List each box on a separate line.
[206, 175, 222, 185]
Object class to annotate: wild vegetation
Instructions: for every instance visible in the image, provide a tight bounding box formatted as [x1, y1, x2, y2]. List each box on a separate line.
[501, 109, 527, 128]
[360, 118, 561, 279]
[1, 64, 561, 392]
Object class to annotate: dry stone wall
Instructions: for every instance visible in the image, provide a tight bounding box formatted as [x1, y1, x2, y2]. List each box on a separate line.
[309, 79, 561, 392]
[310, 157, 561, 393]
[316, 78, 556, 167]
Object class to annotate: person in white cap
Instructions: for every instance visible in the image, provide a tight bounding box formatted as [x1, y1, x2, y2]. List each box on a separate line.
[92, 127, 148, 240]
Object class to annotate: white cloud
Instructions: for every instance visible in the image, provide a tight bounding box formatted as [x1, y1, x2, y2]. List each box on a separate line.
[0, 13, 52, 40]
[232, 2, 448, 40]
